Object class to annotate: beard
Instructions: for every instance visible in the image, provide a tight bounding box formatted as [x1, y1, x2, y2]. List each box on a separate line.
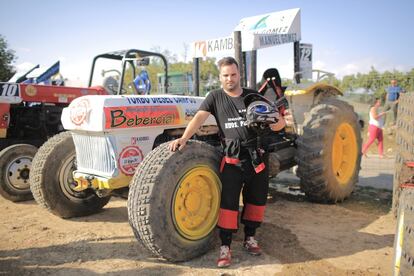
[223, 80, 240, 92]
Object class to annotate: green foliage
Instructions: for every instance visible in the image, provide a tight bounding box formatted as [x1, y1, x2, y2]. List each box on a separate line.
[199, 58, 219, 81]
[120, 55, 220, 95]
[338, 67, 413, 103]
[0, 35, 16, 81]
[170, 62, 192, 73]
[141, 47, 220, 94]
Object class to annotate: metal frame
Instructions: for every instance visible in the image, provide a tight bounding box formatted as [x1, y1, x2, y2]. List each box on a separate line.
[192, 32, 302, 95]
[88, 49, 168, 95]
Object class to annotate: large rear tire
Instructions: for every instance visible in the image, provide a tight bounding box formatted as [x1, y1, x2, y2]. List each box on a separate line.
[296, 98, 362, 202]
[30, 131, 110, 218]
[0, 144, 37, 202]
[393, 93, 414, 216]
[128, 140, 221, 262]
[392, 93, 414, 275]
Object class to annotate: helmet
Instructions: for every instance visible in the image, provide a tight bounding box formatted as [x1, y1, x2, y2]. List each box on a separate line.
[246, 100, 279, 128]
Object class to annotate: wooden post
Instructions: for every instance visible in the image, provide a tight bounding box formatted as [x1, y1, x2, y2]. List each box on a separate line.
[192, 57, 200, 96]
[242, 51, 247, 87]
[248, 50, 257, 89]
[294, 41, 301, 84]
[234, 31, 245, 87]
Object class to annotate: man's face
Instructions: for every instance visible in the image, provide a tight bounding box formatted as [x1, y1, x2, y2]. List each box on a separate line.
[219, 64, 240, 92]
[391, 80, 397, 86]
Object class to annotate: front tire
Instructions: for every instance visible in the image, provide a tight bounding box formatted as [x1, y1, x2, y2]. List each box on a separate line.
[296, 98, 362, 202]
[30, 132, 110, 218]
[0, 144, 37, 202]
[128, 140, 221, 262]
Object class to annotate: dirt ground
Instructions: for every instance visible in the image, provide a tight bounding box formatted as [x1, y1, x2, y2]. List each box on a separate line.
[0, 181, 395, 276]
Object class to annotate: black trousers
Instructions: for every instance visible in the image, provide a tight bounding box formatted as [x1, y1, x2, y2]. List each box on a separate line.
[217, 154, 269, 232]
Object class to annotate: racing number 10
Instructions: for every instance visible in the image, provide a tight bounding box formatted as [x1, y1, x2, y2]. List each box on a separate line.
[1, 83, 18, 96]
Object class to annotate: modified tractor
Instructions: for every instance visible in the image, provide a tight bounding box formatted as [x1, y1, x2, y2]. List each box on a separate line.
[30, 50, 362, 261]
[0, 77, 108, 202]
[0, 49, 165, 202]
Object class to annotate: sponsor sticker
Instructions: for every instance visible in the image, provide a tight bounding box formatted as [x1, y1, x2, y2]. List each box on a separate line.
[70, 99, 89, 125]
[25, 85, 37, 97]
[118, 146, 143, 176]
[131, 136, 150, 144]
[104, 105, 180, 129]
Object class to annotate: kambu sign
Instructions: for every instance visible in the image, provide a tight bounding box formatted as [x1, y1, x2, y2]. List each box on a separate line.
[192, 35, 235, 58]
[191, 8, 301, 58]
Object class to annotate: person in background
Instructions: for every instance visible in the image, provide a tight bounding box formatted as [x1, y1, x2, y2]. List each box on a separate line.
[384, 79, 404, 126]
[362, 98, 386, 158]
[168, 57, 286, 268]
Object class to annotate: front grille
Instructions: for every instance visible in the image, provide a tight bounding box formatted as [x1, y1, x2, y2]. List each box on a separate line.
[71, 133, 117, 177]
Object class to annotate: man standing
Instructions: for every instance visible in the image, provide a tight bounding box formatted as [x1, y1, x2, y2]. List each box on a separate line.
[168, 57, 285, 268]
[384, 79, 404, 126]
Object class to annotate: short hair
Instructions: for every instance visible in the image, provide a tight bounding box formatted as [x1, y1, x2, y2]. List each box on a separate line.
[217, 57, 239, 70]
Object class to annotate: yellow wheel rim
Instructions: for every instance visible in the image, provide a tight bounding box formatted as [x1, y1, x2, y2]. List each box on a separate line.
[331, 123, 358, 185]
[172, 165, 221, 240]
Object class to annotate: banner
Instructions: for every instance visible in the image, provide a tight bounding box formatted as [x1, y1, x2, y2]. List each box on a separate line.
[190, 8, 301, 58]
[235, 8, 301, 51]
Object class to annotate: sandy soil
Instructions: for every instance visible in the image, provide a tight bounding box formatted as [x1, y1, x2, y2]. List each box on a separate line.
[0, 183, 395, 276]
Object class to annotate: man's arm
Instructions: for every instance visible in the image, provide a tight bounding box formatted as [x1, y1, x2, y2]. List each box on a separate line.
[168, 110, 211, 151]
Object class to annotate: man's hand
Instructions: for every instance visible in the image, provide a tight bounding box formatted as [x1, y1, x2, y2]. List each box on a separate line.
[168, 137, 189, 152]
[167, 110, 211, 152]
[270, 113, 286, 131]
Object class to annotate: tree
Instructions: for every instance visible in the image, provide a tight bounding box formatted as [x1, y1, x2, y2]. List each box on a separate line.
[0, 35, 16, 81]
[339, 68, 413, 105]
[340, 75, 356, 92]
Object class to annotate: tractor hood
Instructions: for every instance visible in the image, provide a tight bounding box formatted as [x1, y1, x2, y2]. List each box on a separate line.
[61, 94, 216, 132]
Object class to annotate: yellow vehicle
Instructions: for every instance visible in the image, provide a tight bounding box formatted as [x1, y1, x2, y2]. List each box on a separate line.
[284, 70, 362, 202]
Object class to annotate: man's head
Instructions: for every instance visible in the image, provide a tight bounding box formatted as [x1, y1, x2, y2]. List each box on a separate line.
[217, 57, 240, 93]
[391, 79, 397, 86]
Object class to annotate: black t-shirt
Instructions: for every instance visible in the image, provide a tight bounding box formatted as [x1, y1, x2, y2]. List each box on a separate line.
[199, 88, 257, 141]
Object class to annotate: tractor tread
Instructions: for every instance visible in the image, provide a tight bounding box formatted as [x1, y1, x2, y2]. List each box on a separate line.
[295, 98, 362, 203]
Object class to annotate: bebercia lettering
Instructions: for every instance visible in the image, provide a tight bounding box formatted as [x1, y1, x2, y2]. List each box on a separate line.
[110, 109, 175, 128]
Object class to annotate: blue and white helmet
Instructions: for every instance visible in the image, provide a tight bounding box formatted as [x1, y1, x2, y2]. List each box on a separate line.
[244, 93, 278, 128]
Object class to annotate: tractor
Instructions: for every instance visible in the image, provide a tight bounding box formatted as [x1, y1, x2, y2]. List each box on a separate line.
[29, 50, 362, 262]
[0, 49, 166, 202]
[0, 74, 108, 202]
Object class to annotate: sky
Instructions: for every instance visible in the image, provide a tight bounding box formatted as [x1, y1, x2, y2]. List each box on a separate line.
[1, 0, 413, 86]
